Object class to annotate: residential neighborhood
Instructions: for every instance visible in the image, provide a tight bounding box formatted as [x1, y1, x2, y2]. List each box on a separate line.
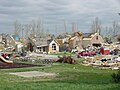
[0, 0, 120, 90]
[0, 30, 120, 65]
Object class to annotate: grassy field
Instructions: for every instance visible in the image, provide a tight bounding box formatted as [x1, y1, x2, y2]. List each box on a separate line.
[50, 52, 75, 56]
[0, 60, 120, 90]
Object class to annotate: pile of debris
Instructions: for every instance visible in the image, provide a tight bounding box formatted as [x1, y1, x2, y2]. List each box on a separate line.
[57, 56, 77, 64]
[82, 55, 120, 70]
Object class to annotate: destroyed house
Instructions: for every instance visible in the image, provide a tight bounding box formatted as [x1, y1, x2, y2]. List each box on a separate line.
[0, 34, 16, 48]
[68, 32, 83, 49]
[83, 33, 104, 48]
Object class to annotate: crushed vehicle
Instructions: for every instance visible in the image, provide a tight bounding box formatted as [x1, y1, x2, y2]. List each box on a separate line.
[77, 51, 96, 58]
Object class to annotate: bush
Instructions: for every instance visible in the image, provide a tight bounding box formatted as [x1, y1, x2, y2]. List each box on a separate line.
[111, 70, 120, 83]
[117, 35, 120, 42]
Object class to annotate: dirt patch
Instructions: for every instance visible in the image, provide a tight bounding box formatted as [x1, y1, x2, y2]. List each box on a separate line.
[9, 71, 56, 78]
[0, 62, 44, 69]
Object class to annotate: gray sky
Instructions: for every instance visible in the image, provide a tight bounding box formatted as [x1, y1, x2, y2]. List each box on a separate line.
[0, 0, 120, 34]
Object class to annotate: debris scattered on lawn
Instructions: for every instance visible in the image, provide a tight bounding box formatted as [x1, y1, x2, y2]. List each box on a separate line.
[82, 55, 120, 70]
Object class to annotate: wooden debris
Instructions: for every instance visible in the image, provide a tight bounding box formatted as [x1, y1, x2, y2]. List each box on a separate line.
[57, 56, 77, 64]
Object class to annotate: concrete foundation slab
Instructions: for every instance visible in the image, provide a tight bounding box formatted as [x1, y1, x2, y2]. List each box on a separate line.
[9, 71, 56, 77]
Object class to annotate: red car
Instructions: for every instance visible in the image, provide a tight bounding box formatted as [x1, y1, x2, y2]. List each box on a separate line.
[78, 51, 96, 57]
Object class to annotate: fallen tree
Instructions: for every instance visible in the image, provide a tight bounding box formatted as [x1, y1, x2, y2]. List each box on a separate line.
[57, 56, 77, 64]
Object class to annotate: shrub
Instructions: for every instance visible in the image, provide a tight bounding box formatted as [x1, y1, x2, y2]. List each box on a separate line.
[117, 35, 120, 42]
[111, 70, 120, 83]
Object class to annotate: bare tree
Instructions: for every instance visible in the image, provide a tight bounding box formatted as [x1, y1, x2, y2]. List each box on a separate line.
[36, 18, 43, 36]
[72, 22, 78, 33]
[55, 25, 58, 36]
[24, 24, 29, 38]
[112, 21, 119, 37]
[64, 20, 67, 33]
[14, 20, 21, 37]
[31, 20, 36, 36]
[104, 21, 120, 40]
[72, 23, 75, 33]
[91, 17, 102, 35]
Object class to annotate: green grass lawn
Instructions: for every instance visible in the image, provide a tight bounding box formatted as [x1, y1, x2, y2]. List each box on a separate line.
[0, 61, 120, 90]
[50, 52, 75, 56]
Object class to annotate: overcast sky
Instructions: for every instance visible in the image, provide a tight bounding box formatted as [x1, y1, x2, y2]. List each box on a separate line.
[0, 0, 120, 34]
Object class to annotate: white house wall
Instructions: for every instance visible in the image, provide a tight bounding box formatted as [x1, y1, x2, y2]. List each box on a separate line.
[49, 40, 59, 53]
